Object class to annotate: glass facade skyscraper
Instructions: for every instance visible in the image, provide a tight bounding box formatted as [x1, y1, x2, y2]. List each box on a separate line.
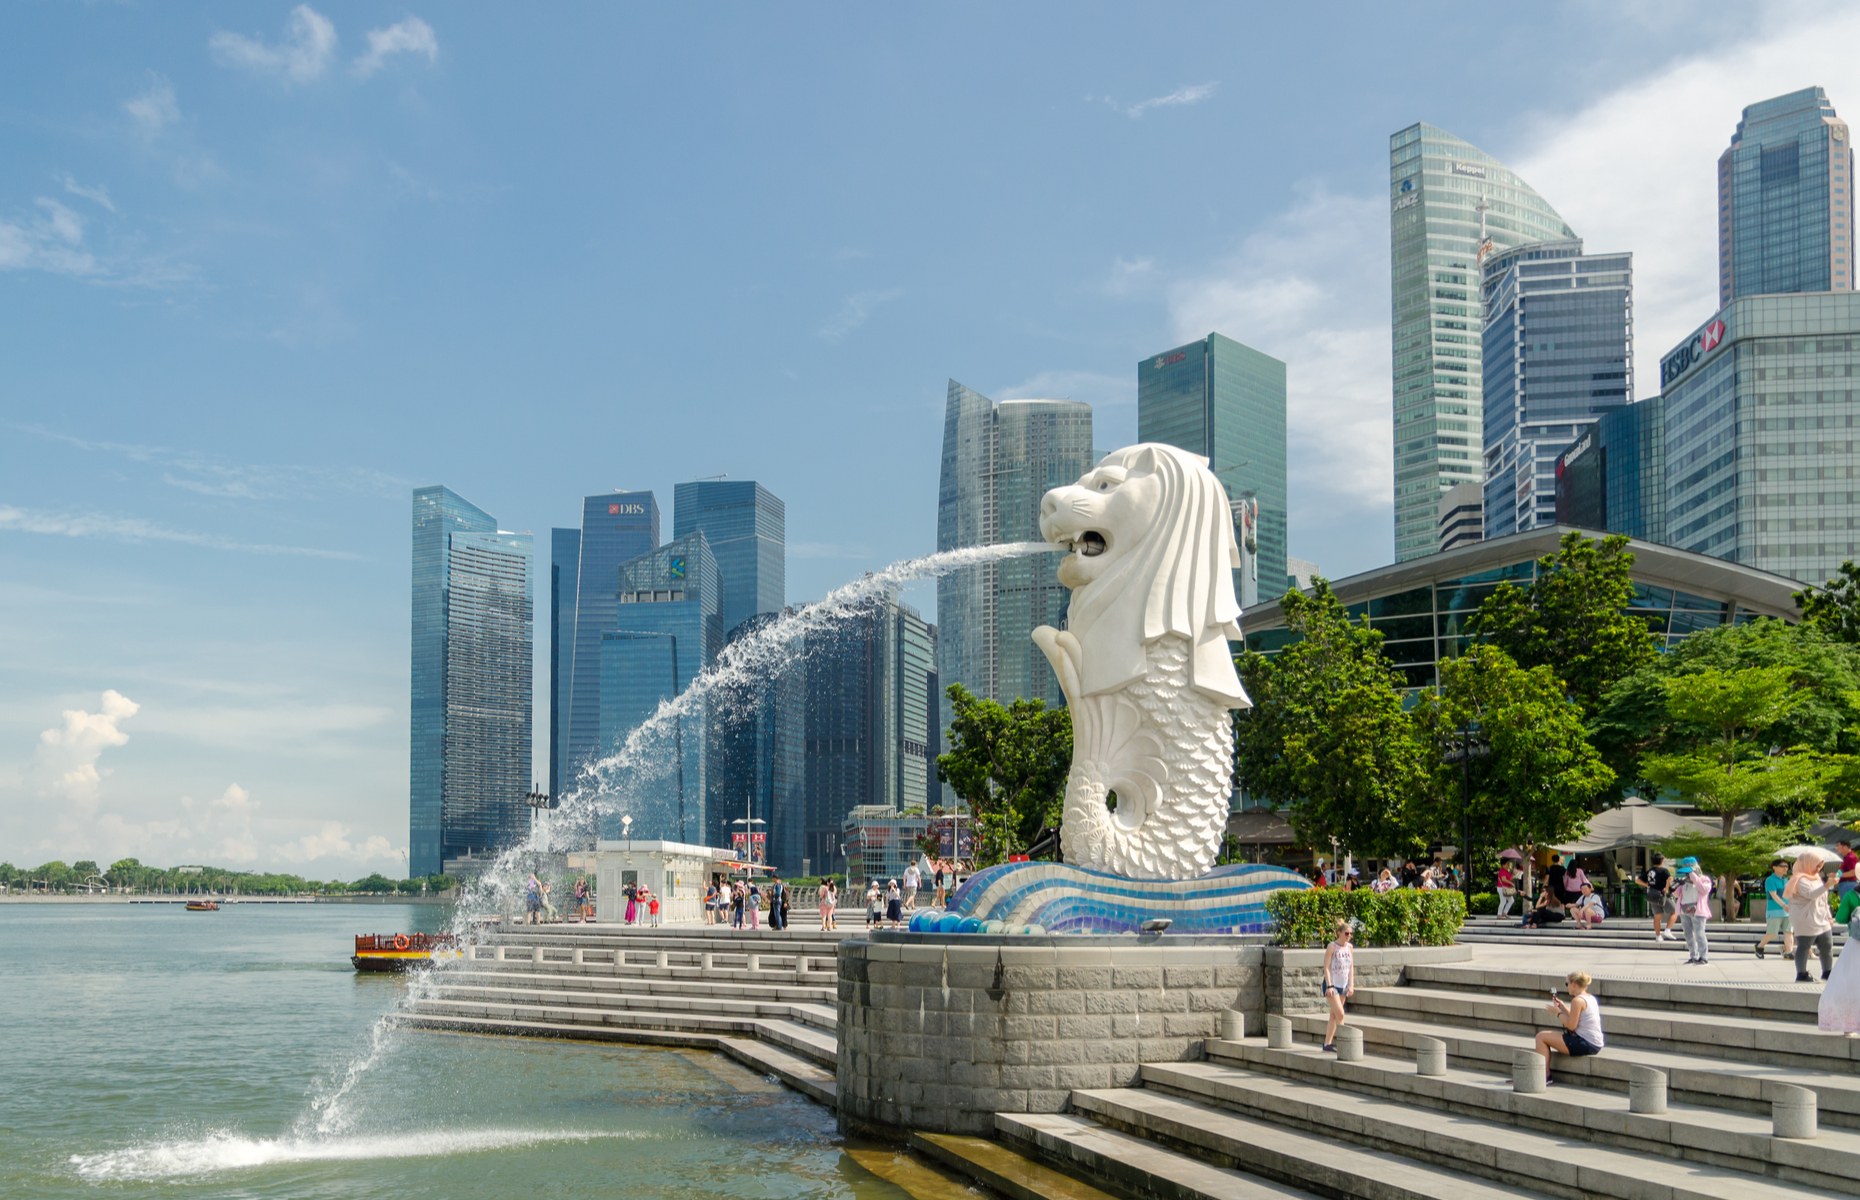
[1480, 240, 1633, 539]
[1720, 88, 1854, 305]
[1660, 292, 1860, 584]
[801, 593, 938, 873]
[1137, 332, 1288, 602]
[1390, 123, 1577, 561]
[936, 381, 1091, 710]
[409, 487, 532, 878]
[712, 610, 804, 871]
[565, 491, 659, 790]
[672, 479, 784, 637]
[598, 531, 721, 842]
[548, 527, 580, 798]
[1554, 397, 1667, 544]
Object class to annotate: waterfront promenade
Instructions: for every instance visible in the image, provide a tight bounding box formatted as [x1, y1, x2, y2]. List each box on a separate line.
[398, 917, 1860, 1200]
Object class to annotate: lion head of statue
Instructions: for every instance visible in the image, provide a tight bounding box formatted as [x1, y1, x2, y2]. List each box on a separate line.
[1037, 443, 1249, 708]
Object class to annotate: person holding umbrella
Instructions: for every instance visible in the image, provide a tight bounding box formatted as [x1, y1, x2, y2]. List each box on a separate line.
[1674, 857, 1713, 964]
[1782, 846, 1838, 983]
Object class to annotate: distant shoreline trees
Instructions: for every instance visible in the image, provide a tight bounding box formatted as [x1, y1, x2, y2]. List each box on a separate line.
[0, 858, 454, 897]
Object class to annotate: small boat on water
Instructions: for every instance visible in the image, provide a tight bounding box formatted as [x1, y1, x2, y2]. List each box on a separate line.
[352, 932, 459, 972]
[185, 901, 220, 912]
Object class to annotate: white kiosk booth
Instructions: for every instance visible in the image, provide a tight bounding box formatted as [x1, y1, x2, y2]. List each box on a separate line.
[593, 839, 727, 924]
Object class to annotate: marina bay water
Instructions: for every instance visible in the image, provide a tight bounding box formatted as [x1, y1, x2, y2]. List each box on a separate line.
[0, 904, 942, 1199]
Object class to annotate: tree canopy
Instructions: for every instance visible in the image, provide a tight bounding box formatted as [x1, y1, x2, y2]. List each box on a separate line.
[1470, 532, 1659, 714]
[1795, 559, 1860, 643]
[1235, 581, 1431, 860]
[934, 682, 1072, 868]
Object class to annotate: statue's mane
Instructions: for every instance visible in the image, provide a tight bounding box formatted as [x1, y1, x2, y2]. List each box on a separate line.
[1066, 444, 1248, 707]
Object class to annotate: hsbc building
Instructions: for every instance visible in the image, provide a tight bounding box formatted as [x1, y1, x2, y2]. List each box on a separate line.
[1659, 292, 1860, 585]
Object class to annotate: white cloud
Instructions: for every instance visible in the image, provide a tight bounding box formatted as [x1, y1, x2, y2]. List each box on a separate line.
[1166, 188, 1392, 574]
[0, 197, 100, 279]
[58, 174, 115, 213]
[0, 504, 368, 561]
[276, 820, 397, 865]
[210, 5, 338, 83]
[35, 691, 138, 810]
[1509, 10, 1860, 399]
[15, 426, 409, 501]
[123, 77, 180, 139]
[1121, 82, 1218, 119]
[817, 288, 902, 342]
[354, 17, 438, 77]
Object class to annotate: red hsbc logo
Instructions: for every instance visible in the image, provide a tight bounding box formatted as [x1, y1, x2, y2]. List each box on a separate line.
[1700, 320, 1725, 352]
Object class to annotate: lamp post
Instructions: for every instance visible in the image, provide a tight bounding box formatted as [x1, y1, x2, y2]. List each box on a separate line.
[1440, 725, 1491, 903]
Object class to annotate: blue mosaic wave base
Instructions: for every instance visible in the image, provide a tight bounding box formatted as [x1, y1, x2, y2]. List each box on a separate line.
[945, 861, 1310, 935]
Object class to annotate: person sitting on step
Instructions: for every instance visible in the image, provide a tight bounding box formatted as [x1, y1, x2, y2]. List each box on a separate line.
[1572, 881, 1605, 931]
[1533, 971, 1604, 1083]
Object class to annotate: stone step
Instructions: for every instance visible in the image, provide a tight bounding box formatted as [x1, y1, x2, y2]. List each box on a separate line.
[1072, 1073, 1843, 1200]
[1347, 984, 1860, 1072]
[392, 1012, 836, 1105]
[425, 981, 837, 1033]
[1278, 1009, 1860, 1128]
[909, 1131, 1132, 1200]
[1007, 1098, 1552, 1200]
[1188, 1042, 1860, 1191]
[436, 966, 834, 1006]
[989, 1114, 1328, 1200]
[1407, 962, 1823, 1021]
[403, 997, 838, 1069]
[448, 950, 833, 986]
[1461, 915, 1843, 941]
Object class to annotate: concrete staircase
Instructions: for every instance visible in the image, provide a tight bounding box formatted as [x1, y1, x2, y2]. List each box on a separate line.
[1457, 913, 1847, 954]
[391, 923, 840, 1104]
[979, 962, 1858, 1200]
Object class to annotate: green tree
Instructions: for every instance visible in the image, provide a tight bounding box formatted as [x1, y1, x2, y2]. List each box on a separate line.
[1639, 665, 1831, 837]
[351, 872, 398, 893]
[1657, 824, 1807, 881]
[1795, 559, 1860, 642]
[935, 683, 1072, 868]
[1410, 645, 1615, 867]
[1235, 580, 1430, 860]
[1470, 532, 1659, 714]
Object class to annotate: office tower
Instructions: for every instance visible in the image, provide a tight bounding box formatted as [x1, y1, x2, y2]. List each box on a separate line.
[1286, 557, 1322, 592]
[1436, 481, 1483, 553]
[672, 480, 784, 637]
[565, 491, 660, 784]
[711, 611, 804, 871]
[598, 531, 721, 842]
[1659, 295, 1860, 583]
[1137, 332, 1288, 605]
[1720, 87, 1854, 305]
[410, 486, 532, 878]
[1554, 397, 1666, 543]
[1389, 123, 1577, 561]
[936, 381, 1092, 709]
[1480, 240, 1634, 539]
[548, 527, 580, 798]
[801, 593, 939, 875]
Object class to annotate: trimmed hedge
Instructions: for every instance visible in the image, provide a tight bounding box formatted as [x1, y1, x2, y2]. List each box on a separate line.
[1266, 887, 1466, 948]
[1468, 891, 1498, 916]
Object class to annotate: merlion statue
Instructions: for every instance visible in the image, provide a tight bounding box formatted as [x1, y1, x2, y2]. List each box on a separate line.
[1032, 444, 1250, 880]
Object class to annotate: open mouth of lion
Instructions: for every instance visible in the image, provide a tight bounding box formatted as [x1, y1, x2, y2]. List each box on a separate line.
[1059, 530, 1108, 558]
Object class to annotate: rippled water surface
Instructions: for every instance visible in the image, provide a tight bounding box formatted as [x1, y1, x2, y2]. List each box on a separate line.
[0, 904, 949, 1199]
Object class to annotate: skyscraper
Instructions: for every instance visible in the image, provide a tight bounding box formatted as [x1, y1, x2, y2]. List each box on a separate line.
[565, 491, 659, 789]
[1720, 87, 1854, 304]
[410, 487, 533, 878]
[936, 381, 1092, 710]
[548, 527, 580, 798]
[1137, 332, 1287, 602]
[1479, 240, 1633, 539]
[711, 610, 804, 871]
[672, 479, 784, 637]
[1389, 123, 1577, 561]
[801, 592, 938, 874]
[598, 531, 721, 842]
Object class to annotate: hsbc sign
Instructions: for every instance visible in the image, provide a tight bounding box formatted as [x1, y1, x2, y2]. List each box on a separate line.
[1660, 317, 1728, 389]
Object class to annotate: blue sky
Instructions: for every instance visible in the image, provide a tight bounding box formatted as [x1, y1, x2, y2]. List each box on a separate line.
[2, 3, 1849, 874]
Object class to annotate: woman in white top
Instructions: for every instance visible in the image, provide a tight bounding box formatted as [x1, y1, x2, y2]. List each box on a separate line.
[1372, 868, 1396, 894]
[1533, 970, 1604, 1082]
[1572, 882, 1606, 930]
[1784, 858, 1836, 983]
[1321, 919, 1355, 1052]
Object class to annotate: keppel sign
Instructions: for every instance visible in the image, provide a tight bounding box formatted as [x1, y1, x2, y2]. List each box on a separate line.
[1660, 317, 1727, 388]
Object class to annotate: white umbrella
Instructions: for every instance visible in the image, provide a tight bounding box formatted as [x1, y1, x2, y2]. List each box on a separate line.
[1779, 845, 1841, 864]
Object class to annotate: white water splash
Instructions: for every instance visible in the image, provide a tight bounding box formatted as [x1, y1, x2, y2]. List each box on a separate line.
[302, 540, 1056, 1133]
[70, 1127, 633, 1181]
